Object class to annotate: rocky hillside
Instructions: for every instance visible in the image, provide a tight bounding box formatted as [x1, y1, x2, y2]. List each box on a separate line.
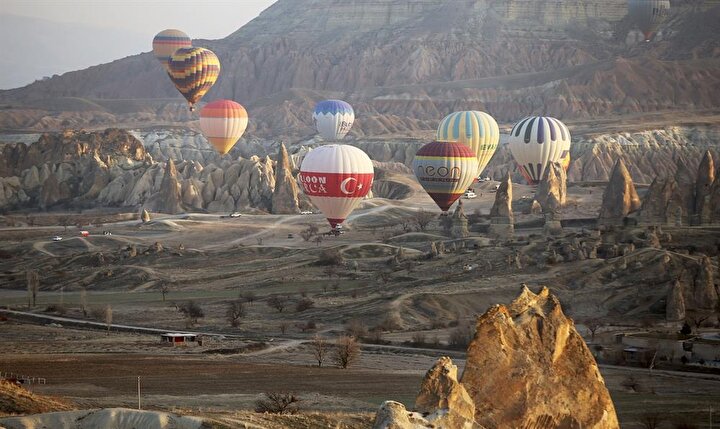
[0, 0, 719, 138]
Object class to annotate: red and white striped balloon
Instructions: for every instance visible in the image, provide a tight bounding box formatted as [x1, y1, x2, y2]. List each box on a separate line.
[299, 145, 374, 228]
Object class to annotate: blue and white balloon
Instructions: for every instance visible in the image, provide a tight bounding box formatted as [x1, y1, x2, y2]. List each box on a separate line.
[313, 100, 355, 140]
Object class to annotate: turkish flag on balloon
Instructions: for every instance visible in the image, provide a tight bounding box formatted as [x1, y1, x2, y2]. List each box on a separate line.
[299, 145, 374, 228]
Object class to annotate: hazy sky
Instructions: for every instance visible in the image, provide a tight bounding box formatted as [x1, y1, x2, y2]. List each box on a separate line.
[0, 0, 277, 89]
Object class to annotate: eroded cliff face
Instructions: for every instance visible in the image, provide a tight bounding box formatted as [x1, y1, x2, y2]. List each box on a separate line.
[0, 130, 276, 213]
[1, 1, 719, 136]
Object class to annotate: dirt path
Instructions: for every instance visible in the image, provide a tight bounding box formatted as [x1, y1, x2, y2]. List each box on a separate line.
[32, 241, 57, 257]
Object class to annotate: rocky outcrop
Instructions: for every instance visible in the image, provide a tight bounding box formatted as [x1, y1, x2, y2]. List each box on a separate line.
[146, 160, 183, 214]
[598, 159, 641, 226]
[693, 257, 719, 310]
[372, 401, 432, 429]
[666, 280, 686, 322]
[0, 129, 149, 177]
[450, 201, 469, 239]
[462, 286, 619, 429]
[535, 162, 567, 212]
[414, 357, 476, 429]
[271, 143, 300, 214]
[489, 174, 513, 239]
[140, 209, 150, 223]
[695, 151, 715, 224]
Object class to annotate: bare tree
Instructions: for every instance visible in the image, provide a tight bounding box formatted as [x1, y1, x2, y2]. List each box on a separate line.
[295, 298, 315, 312]
[80, 287, 88, 317]
[226, 300, 246, 328]
[279, 322, 288, 334]
[161, 283, 169, 302]
[583, 318, 603, 342]
[335, 336, 360, 369]
[311, 335, 328, 367]
[346, 319, 368, 338]
[26, 270, 39, 308]
[640, 413, 663, 429]
[255, 392, 301, 414]
[413, 209, 435, 231]
[267, 296, 288, 313]
[178, 301, 204, 327]
[241, 291, 257, 305]
[104, 305, 113, 335]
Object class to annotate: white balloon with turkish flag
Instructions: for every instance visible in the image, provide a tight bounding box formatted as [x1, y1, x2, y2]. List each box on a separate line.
[299, 144, 374, 229]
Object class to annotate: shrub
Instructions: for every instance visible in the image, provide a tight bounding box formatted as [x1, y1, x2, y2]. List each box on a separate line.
[255, 392, 300, 414]
[295, 298, 315, 313]
[335, 336, 360, 369]
[267, 296, 288, 313]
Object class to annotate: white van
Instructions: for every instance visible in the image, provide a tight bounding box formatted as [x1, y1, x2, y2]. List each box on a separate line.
[463, 190, 477, 199]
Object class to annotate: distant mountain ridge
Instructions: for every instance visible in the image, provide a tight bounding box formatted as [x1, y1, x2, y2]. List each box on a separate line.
[1, 0, 719, 138]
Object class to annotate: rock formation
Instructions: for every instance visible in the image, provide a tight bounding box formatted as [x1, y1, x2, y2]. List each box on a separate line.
[636, 177, 683, 226]
[694, 151, 715, 224]
[666, 280, 686, 322]
[3, 1, 720, 138]
[693, 257, 719, 310]
[598, 159, 641, 226]
[271, 143, 300, 214]
[462, 286, 619, 429]
[372, 401, 432, 429]
[450, 201, 469, 239]
[414, 357, 476, 429]
[488, 174, 514, 239]
[372, 287, 619, 429]
[140, 209, 150, 223]
[673, 160, 696, 225]
[146, 159, 183, 214]
[535, 162, 567, 211]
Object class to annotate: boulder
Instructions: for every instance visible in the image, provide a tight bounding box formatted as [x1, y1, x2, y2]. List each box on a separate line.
[462, 286, 619, 429]
[372, 401, 432, 429]
[414, 357, 476, 429]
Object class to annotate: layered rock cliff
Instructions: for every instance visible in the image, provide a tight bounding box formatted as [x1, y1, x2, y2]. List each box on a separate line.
[1, 1, 719, 137]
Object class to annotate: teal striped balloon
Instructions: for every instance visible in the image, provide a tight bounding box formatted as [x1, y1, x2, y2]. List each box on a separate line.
[437, 111, 499, 176]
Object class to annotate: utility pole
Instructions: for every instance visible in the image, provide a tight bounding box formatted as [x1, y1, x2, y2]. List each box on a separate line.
[137, 376, 141, 410]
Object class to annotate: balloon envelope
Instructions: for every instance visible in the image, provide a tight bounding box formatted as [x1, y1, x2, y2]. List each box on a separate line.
[437, 111, 499, 176]
[299, 145, 374, 228]
[413, 141, 479, 212]
[313, 100, 355, 140]
[152, 29, 192, 73]
[508, 116, 571, 185]
[628, 0, 670, 41]
[200, 100, 248, 155]
[168, 47, 220, 111]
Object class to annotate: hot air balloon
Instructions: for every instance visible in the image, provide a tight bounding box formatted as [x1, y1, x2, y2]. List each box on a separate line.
[299, 145, 374, 229]
[437, 111, 499, 176]
[413, 141, 479, 213]
[168, 47, 220, 111]
[152, 29, 192, 73]
[628, 0, 670, 42]
[199, 100, 248, 155]
[313, 100, 354, 140]
[508, 116, 571, 185]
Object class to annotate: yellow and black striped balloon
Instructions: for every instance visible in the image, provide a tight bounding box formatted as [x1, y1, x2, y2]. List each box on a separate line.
[168, 47, 220, 111]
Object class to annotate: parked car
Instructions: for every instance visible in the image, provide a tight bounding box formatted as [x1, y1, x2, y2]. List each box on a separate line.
[51, 236, 63, 242]
[229, 212, 242, 218]
[102, 231, 112, 236]
[80, 231, 90, 237]
[287, 233, 295, 239]
[463, 190, 477, 199]
[300, 210, 313, 215]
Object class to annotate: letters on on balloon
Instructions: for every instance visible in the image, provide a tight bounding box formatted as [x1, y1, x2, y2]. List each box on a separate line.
[299, 172, 373, 198]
